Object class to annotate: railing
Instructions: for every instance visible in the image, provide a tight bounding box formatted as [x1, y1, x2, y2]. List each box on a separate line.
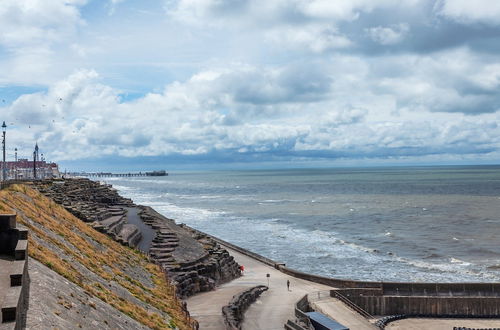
[331, 290, 374, 320]
[0, 180, 33, 190]
[307, 290, 332, 303]
[293, 294, 314, 330]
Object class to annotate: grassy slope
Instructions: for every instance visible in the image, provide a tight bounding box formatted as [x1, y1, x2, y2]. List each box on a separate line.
[0, 184, 193, 330]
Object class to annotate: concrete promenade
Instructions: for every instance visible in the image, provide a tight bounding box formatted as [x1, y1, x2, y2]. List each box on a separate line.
[186, 246, 332, 330]
[386, 318, 500, 329]
[311, 298, 376, 330]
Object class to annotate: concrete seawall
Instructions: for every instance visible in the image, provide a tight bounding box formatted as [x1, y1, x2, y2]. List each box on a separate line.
[222, 285, 268, 329]
[0, 214, 30, 330]
[334, 285, 500, 317]
[182, 224, 500, 320]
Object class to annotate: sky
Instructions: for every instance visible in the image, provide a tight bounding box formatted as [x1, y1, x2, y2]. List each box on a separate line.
[1, 0, 500, 170]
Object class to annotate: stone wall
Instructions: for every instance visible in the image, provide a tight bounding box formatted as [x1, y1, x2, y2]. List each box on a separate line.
[0, 214, 30, 330]
[222, 285, 268, 330]
[34, 179, 140, 248]
[284, 294, 314, 330]
[153, 220, 241, 298]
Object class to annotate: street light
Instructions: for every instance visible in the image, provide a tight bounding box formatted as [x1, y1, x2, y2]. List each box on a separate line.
[33, 150, 36, 180]
[14, 148, 17, 180]
[2, 121, 6, 181]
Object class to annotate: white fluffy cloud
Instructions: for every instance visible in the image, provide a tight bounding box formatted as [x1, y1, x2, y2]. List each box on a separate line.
[0, 0, 87, 85]
[267, 24, 352, 53]
[2, 0, 500, 166]
[436, 0, 500, 25]
[0, 0, 86, 48]
[366, 23, 410, 45]
[3, 56, 500, 164]
[165, 0, 421, 53]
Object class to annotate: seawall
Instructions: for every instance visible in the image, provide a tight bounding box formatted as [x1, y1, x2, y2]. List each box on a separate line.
[182, 225, 500, 319]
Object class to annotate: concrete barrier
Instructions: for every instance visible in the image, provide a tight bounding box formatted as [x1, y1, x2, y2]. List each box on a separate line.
[222, 285, 268, 330]
[278, 265, 382, 289]
[332, 288, 500, 317]
[0, 213, 30, 329]
[454, 328, 500, 330]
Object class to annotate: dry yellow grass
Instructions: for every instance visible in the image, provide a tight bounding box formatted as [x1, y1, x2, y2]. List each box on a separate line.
[0, 184, 194, 330]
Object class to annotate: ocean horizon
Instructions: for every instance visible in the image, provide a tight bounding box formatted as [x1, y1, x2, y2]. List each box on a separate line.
[101, 165, 500, 283]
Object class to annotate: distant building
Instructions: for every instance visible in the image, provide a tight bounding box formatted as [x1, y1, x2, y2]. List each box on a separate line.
[2, 159, 61, 180]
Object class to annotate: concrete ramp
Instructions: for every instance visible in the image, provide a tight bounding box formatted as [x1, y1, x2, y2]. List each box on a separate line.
[311, 298, 377, 330]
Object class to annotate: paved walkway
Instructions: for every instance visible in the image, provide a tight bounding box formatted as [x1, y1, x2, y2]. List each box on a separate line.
[311, 298, 376, 330]
[186, 246, 331, 330]
[386, 318, 500, 329]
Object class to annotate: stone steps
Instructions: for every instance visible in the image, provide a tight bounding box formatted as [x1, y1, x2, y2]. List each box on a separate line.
[99, 216, 125, 235]
[118, 224, 142, 247]
[0, 214, 29, 328]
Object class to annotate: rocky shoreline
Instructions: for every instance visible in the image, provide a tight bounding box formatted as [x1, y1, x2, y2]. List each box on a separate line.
[33, 178, 241, 299]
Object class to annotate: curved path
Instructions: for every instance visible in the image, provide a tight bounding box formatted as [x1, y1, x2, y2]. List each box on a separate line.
[123, 207, 155, 253]
[186, 246, 332, 330]
[187, 243, 499, 330]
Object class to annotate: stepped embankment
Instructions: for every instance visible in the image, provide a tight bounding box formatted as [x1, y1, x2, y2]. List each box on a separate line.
[32, 179, 241, 299]
[0, 183, 194, 329]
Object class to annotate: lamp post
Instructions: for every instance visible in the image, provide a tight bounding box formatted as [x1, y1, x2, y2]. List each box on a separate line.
[33, 150, 36, 179]
[2, 121, 6, 181]
[34, 143, 38, 179]
[14, 148, 17, 180]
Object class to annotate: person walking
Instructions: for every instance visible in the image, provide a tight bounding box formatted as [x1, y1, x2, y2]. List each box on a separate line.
[287, 279, 290, 291]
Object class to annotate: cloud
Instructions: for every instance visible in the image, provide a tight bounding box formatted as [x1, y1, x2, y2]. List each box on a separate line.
[4, 62, 500, 165]
[366, 23, 410, 45]
[2, 0, 500, 166]
[267, 24, 352, 53]
[436, 0, 500, 25]
[0, 0, 86, 48]
[165, 0, 420, 53]
[107, 0, 126, 15]
[374, 48, 500, 114]
[167, 0, 421, 24]
[0, 0, 87, 85]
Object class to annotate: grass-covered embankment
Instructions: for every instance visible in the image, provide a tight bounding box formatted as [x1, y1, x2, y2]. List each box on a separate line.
[0, 184, 194, 329]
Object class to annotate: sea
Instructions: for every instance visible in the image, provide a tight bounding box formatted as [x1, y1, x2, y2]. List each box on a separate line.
[101, 166, 500, 283]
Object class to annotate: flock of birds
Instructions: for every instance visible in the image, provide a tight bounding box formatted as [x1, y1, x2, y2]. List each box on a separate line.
[1, 97, 75, 132]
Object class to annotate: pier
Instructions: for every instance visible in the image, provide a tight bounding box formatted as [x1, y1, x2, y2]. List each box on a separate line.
[72, 170, 168, 178]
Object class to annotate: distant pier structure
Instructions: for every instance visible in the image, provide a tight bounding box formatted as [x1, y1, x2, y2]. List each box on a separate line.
[74, 170, 168, 178]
